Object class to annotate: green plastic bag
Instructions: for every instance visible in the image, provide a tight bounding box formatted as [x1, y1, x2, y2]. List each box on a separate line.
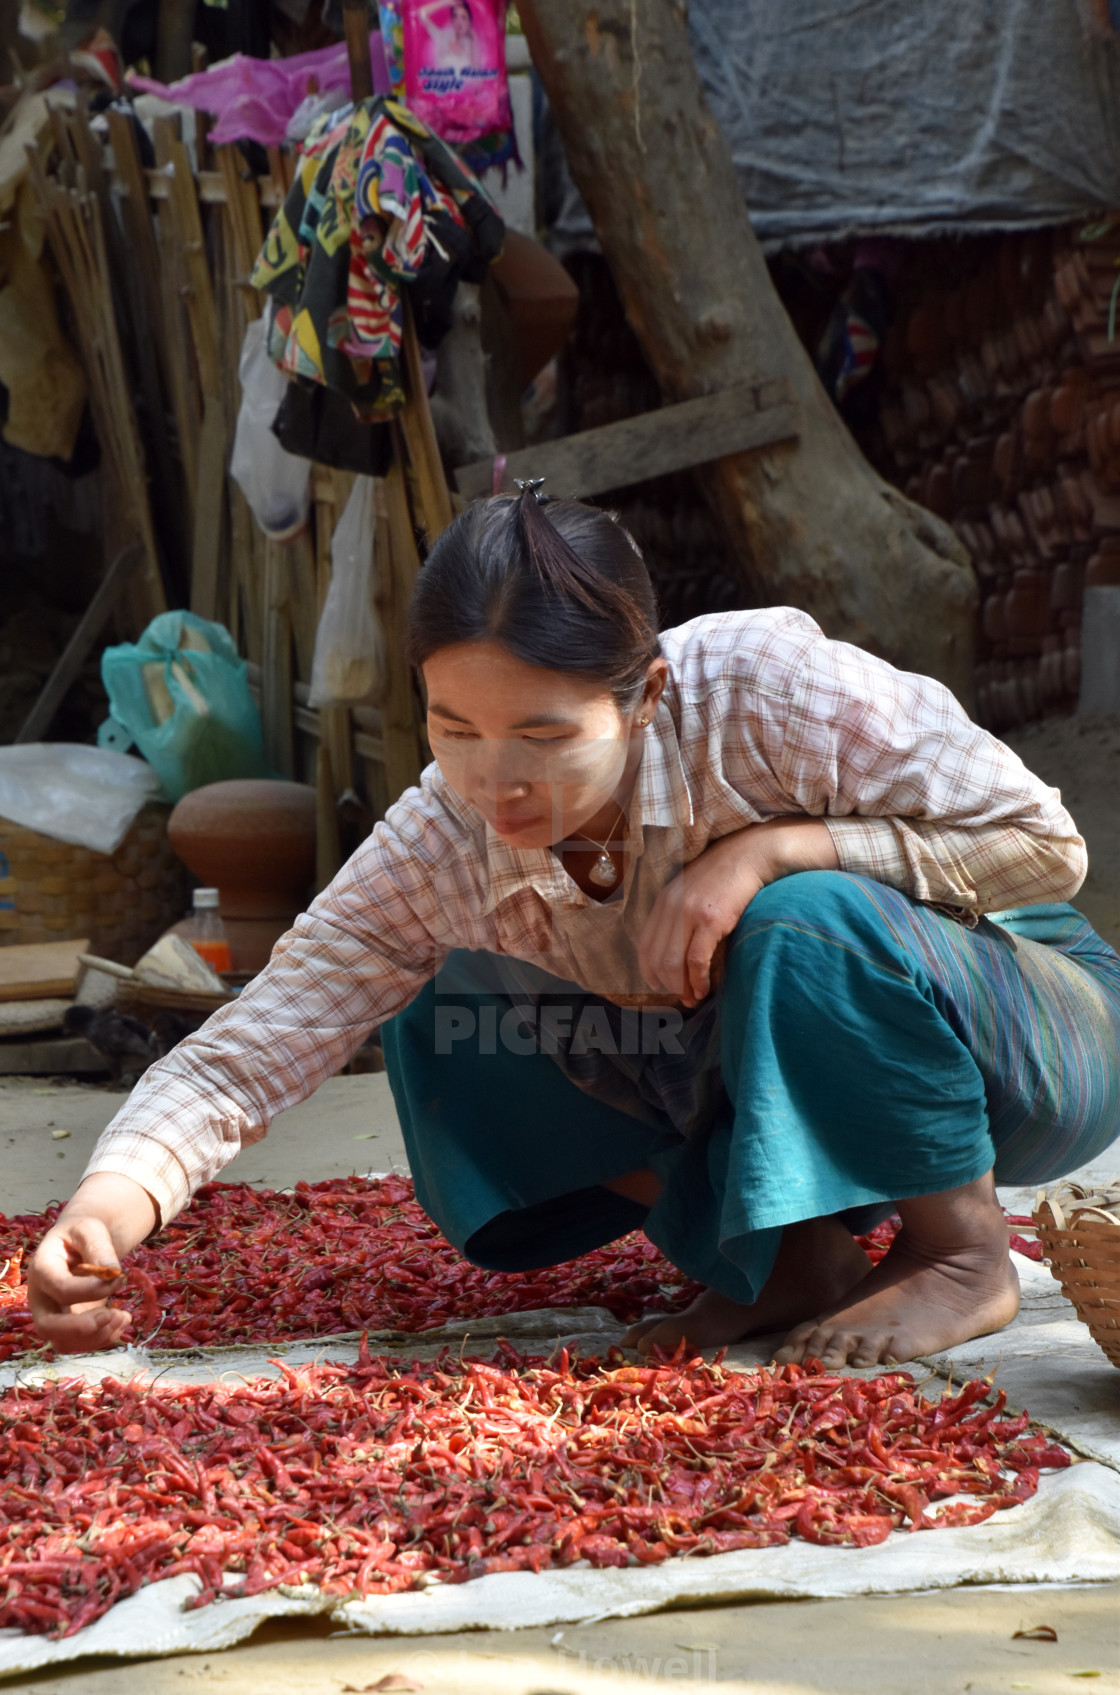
[98, 612, 270, 802]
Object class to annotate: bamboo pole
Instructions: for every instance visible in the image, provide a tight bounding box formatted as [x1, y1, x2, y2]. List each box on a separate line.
[166, 138, 228, 622]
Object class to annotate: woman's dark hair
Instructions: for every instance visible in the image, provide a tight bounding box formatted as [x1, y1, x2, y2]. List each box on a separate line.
[408, 490, 662, 711]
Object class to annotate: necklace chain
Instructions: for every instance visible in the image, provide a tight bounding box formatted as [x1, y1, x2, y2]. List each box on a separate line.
[571, 803, 627, 888]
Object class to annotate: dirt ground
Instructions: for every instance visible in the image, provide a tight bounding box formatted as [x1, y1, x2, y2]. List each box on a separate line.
[1005, 713, 1120, 949]
[3, 1585, 1119, 1694]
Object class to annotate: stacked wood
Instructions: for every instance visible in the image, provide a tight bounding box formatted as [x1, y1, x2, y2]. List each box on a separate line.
[870, 226, 1120, 732]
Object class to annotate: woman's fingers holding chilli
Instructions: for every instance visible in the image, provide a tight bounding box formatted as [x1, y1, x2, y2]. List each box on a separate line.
[28, 1221, 125, 1348]
[33, 1304, 132, 1354]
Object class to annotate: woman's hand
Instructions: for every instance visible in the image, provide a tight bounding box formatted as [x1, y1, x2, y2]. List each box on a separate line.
[638, 817, 840, 1008]
[28, 1173, 159, 1354]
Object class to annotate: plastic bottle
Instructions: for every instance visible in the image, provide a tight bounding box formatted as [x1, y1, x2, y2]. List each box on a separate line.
[183, 887, 233, 974]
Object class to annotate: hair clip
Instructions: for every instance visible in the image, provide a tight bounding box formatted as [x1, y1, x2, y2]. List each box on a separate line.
[513, 477, 547, 500]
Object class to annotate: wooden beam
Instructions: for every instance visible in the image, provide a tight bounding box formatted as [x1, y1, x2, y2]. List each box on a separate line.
[454, 380, 799, 502]
[16, 547, 141, 743]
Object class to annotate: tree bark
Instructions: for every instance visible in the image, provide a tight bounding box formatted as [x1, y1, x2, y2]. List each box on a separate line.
[518, 0, 977, 703]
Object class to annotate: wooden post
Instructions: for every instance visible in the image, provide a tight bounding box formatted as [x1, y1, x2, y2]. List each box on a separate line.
[343, 0, 375, 101]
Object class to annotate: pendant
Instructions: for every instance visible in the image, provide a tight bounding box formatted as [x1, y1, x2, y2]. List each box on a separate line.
[588, 850, 619, 888]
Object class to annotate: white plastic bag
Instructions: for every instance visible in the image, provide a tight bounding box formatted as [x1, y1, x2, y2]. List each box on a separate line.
[229, 318, 311, 541]
[308, 475, 387, 706]
[0, 745, 162, 855]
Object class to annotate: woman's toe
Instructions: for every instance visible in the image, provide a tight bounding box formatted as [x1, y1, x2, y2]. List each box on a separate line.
[772, 1322, 816, 1364]
[620, 1314, 674, 1352]
[849, 1333, 889, 1367]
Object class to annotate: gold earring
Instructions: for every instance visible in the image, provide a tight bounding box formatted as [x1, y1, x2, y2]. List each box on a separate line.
[638, 715, 649, 726]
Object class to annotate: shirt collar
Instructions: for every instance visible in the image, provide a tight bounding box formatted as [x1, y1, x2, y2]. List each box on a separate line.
[478, 698, 693, 916]
[635, 694, 694, 830]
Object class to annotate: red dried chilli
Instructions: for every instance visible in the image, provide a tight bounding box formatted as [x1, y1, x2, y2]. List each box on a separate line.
[0, 1349, 1071, 1639]
[0, 1176, 705, 1361]
[0, 1180, 1039, 1362]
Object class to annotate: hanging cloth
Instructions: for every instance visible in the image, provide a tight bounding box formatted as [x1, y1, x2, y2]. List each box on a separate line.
[250, 96, 504, 422]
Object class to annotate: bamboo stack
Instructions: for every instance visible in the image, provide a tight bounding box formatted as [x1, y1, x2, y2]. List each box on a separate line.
[28, 103, 450, 885]
[25, 124, 167, 626]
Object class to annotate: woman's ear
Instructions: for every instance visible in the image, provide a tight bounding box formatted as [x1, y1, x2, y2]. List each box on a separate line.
[638, 659, 669, 723]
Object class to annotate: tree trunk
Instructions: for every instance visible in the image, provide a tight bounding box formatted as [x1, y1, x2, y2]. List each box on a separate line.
[518, 0, 977, 703]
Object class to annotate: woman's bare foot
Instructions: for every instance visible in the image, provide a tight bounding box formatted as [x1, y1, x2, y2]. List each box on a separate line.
[621, 1216, 873, 1356]
[774, 1171, 1020, 1369]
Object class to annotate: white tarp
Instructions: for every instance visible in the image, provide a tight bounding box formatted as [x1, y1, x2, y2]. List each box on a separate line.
[1, 1174, 1118, 1674]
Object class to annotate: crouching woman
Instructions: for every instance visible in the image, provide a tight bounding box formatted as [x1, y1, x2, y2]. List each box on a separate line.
[28, 488, 1120, 1366]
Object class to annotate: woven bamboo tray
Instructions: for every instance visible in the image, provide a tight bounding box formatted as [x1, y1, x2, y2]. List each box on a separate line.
[1034, 1189, 1120, 1370]
[0, 803, 189, 968]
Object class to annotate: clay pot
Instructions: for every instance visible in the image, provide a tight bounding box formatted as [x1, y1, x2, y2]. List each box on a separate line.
[168, 780, 317, 971]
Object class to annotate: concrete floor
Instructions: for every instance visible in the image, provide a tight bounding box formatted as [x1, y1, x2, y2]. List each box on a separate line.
[0, 1071, 407, 1216]
[1, 1074, 1118, 1693]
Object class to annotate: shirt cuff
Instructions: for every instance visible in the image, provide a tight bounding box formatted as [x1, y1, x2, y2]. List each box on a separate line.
[82, 1136, 195, 1228]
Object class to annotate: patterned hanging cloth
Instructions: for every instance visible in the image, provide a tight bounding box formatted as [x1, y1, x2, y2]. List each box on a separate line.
[251, 96, 504, 421]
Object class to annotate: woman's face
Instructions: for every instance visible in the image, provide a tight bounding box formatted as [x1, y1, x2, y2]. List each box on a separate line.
[423, 642, 659, 848]
[449, 2, 472, 38]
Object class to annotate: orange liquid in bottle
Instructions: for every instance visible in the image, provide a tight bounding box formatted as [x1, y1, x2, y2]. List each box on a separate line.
[190, 938, 233, 973]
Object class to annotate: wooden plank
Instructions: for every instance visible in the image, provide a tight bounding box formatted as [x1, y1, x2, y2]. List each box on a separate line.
[455, 381, 799, 501]
[285, 529, 320, 685]
[167, 141, 222, 396]
[106, 110, 188, 586]
[378, 463, 425, 800]
[215, 145, 264, 317]
[319, 701, 355, 795]
[0, 939, 90, 1004]
[315, 742, 343, 891]
[190, 401, 227, 622]
[399, 304, 454, 539]
[149, 115, 202, 524]
[166, 139, 228, 622]
[16, 548, 141, 743]
[262, 543, 295, 778]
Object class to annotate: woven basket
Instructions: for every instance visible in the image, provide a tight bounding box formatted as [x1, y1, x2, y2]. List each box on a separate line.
[0, 803, 190, 968]
[1034, 1199, 1120, 1370]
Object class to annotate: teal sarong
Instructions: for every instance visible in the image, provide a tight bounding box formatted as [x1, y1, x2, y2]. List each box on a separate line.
[381, 871, 1120, 1305]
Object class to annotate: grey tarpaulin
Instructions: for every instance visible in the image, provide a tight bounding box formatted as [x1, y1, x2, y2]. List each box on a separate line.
[687, 0, 1120, 246]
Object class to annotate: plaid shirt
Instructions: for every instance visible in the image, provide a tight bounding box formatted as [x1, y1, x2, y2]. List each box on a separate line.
[86, 608, 1086, 1222]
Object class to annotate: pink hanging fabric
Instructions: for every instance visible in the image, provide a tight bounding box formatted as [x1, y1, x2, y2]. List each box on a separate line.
[129, 34, 392, 148]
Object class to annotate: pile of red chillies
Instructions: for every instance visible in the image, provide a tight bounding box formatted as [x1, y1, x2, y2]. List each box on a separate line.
[0, 1347, 1070, 1639]
[0, 1177, 1036, 1363]
[0, 1176, 703, 1360]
